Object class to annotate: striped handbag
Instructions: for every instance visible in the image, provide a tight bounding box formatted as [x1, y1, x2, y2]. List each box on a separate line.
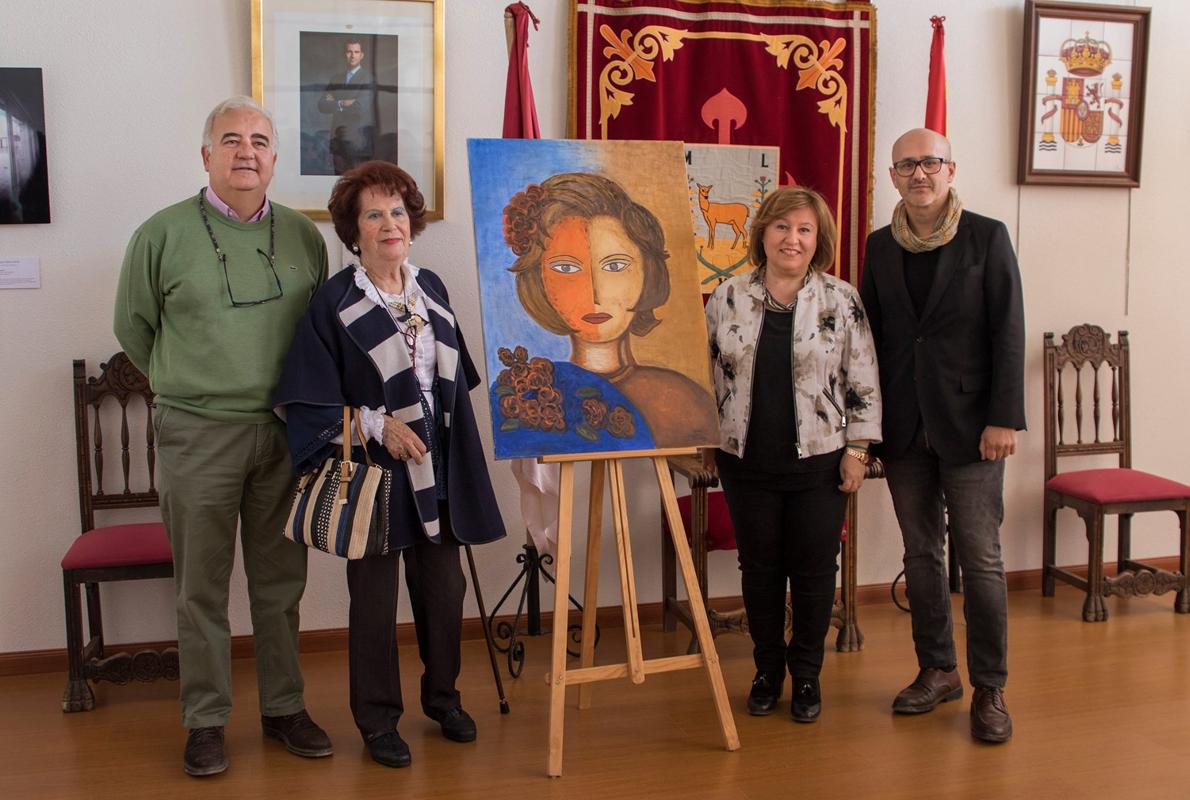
[284, 407, 392, 559]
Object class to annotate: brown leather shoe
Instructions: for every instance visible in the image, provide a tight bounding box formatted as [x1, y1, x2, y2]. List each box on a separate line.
[891, 668, 964, 714]
[262, 709, 333, 757]
[183, 726, 227, 777]
[970, 687, 1012, 743]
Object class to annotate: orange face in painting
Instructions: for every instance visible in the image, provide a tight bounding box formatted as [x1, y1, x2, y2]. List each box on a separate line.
[540, 215, 645, 343]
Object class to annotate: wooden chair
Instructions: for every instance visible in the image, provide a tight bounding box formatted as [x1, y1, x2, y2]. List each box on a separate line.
[660, 453, 882, 652]
[1042, 324, 1190, 621]
[61, 353, 176, 711]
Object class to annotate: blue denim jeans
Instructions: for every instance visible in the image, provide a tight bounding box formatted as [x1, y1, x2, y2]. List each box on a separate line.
[883, 429, 1009, 689]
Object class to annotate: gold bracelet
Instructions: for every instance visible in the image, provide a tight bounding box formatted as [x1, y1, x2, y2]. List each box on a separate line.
[845, 447, 870, 465]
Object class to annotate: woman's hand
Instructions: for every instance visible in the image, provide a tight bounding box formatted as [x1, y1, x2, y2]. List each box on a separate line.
[381, 415, 428, 464]
[838, 450, 867, 493]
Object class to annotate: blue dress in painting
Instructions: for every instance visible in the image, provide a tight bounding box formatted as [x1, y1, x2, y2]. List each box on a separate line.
[490, 358, 655, 459]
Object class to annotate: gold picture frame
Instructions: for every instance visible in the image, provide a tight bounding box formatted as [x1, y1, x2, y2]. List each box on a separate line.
[251, 0, 444, 220]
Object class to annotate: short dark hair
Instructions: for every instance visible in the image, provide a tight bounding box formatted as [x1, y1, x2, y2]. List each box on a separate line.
[747, 186, 837, 274]
[502, 172, 670, 337]
[327, 160, 426, 250]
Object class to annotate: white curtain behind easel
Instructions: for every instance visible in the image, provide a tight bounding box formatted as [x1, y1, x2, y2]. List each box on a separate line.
[510, 459, 559, 555]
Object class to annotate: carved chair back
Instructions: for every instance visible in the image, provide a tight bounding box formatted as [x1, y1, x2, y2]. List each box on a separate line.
[73, 353, 158, 533]
[1042, 324, 1131, 481]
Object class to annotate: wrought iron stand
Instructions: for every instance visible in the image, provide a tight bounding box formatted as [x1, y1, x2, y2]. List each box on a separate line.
[486, 541, 597, 677]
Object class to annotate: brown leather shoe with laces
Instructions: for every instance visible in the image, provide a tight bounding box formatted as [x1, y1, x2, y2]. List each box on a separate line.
[891, 667, 964, 714]
[262, 709, 333, 757]
[970, 687, 1012, 743]
[184, 726, 227, 777]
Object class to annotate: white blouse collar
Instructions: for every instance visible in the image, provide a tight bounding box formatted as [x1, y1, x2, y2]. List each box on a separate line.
[352, 261, 422, 308]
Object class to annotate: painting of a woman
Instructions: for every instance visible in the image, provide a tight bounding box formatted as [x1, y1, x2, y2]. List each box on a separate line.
[493, 171, 719, 457]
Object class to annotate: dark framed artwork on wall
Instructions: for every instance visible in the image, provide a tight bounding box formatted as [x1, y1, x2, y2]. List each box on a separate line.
[252, 0, 444, 220]
[1018, 1, 1150, 187]
[0, 67, 50, 225]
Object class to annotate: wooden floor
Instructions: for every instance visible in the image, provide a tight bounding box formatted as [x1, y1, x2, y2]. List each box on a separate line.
[2, 586, 1188, 800]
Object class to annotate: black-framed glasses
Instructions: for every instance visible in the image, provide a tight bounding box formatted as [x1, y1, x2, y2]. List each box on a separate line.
[197, 188, 284, 307]
[892, 157, 950, 177]
[220, 249, 284, 307]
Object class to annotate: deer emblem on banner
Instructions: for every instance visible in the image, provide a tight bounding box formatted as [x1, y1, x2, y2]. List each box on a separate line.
[696, 184, 749, 250]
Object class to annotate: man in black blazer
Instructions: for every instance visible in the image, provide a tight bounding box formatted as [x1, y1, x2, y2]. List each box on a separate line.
[859, 128, 1025, 744]
[318, 39, 377, 172]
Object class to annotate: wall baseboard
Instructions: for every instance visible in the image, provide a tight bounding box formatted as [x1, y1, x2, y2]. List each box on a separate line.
[4, 556, 1180, 678]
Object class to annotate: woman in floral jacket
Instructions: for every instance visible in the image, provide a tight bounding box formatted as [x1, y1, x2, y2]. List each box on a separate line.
[704, 186, 881, 723]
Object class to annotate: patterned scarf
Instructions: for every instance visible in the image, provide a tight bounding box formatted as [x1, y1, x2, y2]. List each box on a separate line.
[891, 188, 963, 253]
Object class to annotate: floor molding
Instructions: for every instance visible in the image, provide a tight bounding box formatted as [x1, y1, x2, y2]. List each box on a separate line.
[5, 556, 1180, 678]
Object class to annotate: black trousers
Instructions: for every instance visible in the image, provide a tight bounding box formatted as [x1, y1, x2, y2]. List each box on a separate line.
[346, 503, 466, 740]
[717, 452, 848, 681]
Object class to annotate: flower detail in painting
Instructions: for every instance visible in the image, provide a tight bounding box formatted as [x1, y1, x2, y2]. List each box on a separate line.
[495, 345, 566, 432]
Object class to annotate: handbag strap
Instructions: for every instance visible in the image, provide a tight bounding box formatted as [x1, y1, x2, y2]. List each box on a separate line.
[341, 406, 376, 467]
[353, 409, 376, 467]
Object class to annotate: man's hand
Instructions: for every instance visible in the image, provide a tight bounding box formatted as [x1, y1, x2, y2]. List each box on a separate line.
[979, 425, 1017, 461]
[341, 98, 355, 107]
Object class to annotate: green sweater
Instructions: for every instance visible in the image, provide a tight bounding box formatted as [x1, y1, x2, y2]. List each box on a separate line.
[114, 193, 328, 423]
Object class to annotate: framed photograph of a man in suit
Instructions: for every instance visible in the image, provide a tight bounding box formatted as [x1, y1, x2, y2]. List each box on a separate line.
[252, 0, 444, 220]
[298, 31, 398, 176]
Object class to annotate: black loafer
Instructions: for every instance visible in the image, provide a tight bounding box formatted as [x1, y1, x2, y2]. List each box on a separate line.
[746, 673, 782, 716]
[791, 678, 822, 723]
[366, 732, 412, 768]
[434, 707, 477, 743]
[184, 726, 227, 777]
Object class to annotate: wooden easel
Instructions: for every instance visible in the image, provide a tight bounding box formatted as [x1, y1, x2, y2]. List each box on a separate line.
[543, 447, 740, 777]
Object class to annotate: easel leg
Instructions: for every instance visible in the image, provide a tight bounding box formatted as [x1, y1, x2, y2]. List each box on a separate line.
[653, 457, 740, 751]
[578, 460, 605, 710]
[547, 461, 576, 777]
[464, 545, 510, 714]
[608, 459, 645, 684]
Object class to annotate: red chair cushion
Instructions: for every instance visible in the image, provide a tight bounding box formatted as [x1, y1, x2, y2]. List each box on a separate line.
[61, 522, 173, 570]
[1046, 468, 1190, 505]
[664, 492, 738, 552]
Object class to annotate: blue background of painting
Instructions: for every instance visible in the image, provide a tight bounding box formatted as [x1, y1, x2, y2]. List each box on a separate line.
[467, 138, 606, 458]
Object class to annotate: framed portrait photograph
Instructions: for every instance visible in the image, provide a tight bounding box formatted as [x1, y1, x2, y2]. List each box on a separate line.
[1018, 1, 1150, 187]
[252, 0, 443, 219]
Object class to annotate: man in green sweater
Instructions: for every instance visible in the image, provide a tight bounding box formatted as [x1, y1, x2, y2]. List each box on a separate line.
[114, 96, 331, 777]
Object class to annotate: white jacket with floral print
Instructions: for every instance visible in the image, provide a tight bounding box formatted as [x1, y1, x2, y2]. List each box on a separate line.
[705, 269, 882, 458]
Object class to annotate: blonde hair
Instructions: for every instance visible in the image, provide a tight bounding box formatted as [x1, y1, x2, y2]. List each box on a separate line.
[748, 186, 837, 274]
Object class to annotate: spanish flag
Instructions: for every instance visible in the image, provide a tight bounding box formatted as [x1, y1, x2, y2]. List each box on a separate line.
[925, 16, 947, 135]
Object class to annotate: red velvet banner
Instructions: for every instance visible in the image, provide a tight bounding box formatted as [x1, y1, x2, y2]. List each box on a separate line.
[570, 0, 876, 284]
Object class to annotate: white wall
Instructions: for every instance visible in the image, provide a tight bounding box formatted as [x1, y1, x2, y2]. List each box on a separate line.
[1, 0, 1185, 653]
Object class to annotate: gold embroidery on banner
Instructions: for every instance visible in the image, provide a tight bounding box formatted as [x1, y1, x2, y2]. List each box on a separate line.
[596, 27, 850, 138]
[595, 25, 851, 275]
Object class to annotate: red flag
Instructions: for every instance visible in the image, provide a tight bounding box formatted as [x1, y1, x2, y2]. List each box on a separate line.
[503, 3, 555, 552]
[925, 16, 947, 135]
[502, 3, 541, 139]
